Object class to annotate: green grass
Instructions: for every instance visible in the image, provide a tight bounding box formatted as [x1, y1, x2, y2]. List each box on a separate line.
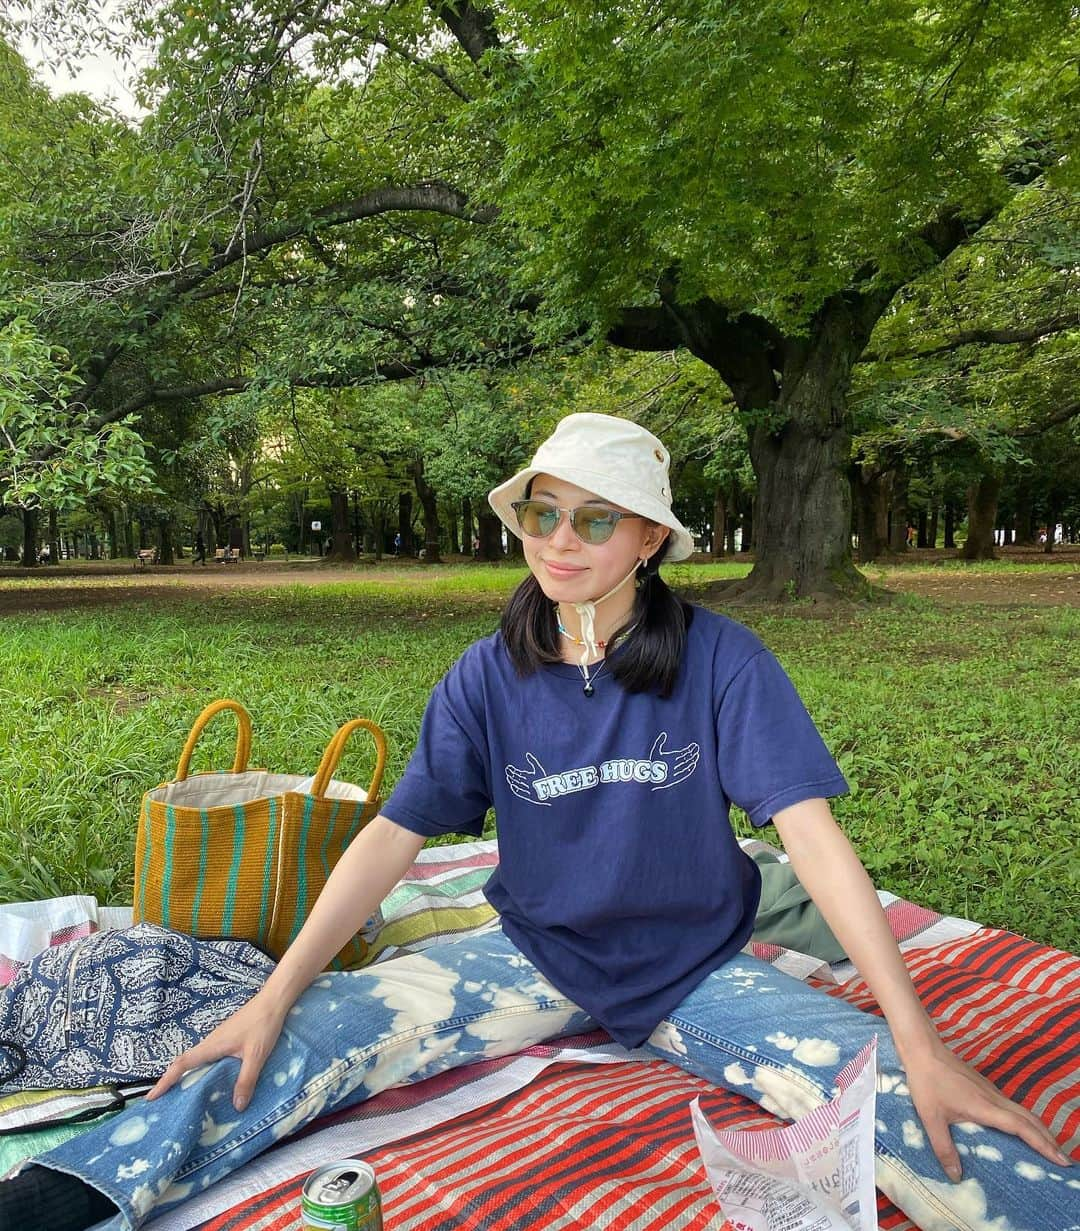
[0, 564, 1076, 953]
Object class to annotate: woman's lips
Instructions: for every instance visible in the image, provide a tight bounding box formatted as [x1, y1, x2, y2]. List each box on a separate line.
[544, 560, 587, 578]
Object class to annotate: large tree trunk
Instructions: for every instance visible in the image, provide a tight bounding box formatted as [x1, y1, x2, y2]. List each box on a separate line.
[742, 420, 868, 599]
[22, 508, 39, 567]
[852, 466, 890, 563]
[943, 502, 956, 549]
[960, 474, 1001, 561]
[927, 505, 939, 550]
[398, 492, 414, 556]
[477, 510, 503, 560]
[1013, 485, 1036, 546]
[326, 488, 357, 562]
[411, 457, 442, 564]
[711, 488, 726, 558]
[158, 516, 175, 564]
[620, 289, 890, 601]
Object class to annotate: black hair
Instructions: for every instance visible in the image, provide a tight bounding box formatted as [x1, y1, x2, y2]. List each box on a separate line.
[499, 533, 692, 699]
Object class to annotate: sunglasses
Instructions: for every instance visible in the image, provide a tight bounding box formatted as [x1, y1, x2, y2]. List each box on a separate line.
[511, 499, 643, 545]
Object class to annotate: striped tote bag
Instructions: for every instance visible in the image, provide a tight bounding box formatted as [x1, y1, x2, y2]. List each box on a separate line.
[133, 700, 387, 969]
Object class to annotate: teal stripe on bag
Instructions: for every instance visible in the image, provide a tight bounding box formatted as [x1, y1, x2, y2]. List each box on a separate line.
[257, 796, 278, 944]
[289, 794, 317, 946]
[342, 797, 368, 846]
[222, 805, 246, 932]
[160, 806, 177, 929]
[191, 810, 210, 933]
[137, 797, 153, 919]
[319, 800, 342, 884]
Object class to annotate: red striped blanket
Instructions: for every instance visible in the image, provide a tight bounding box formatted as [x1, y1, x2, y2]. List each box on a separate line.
[189, 926, 1079, 1231]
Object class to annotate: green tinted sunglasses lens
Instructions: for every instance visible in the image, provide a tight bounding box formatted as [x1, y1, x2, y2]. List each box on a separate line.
[516, 501, 559, 536]
[572, 508, 618, 544]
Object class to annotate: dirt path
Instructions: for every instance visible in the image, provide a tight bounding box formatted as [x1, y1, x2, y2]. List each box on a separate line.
[0, 549, 1077, 613]
[864, 547, 1080, 606]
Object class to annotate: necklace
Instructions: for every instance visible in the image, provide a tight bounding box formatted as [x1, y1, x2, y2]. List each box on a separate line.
[579, 658, 606, 697]
[557, 620, 607, 649]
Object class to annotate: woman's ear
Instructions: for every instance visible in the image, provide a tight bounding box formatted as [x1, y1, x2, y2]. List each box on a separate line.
[641, 524, 670, 561]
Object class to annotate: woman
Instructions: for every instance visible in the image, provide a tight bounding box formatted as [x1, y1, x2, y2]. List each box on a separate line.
[7, 413, 1071, 1230]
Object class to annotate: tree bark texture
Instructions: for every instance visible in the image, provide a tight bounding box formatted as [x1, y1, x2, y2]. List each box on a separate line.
[944, 502, 956, 549]
[1013, 485, 1036, 545]
[411, 457, 442, 564]
[21, 508, 38, 567]
[398, 492, 414, 556]
[614, 289, 888, 600]
[961, 474, 1002, 560]
[327, 488, 357, 562]
[158, 517, 175, 565]
[477, 510, 503, 560]
[852, 467, 890, 563]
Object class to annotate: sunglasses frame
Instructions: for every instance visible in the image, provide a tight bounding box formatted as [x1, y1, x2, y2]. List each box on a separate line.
[511, 499, 644, 545]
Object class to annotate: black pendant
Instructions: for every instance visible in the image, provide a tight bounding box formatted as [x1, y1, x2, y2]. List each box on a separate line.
[583, 681, 595, 696]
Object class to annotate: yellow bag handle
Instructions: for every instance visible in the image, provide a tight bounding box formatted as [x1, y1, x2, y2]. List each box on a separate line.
[175, 699, 253, 781]
[311, 718, 388, 804]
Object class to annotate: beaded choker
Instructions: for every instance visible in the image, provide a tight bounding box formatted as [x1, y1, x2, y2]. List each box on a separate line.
[556, 620, 606, 650]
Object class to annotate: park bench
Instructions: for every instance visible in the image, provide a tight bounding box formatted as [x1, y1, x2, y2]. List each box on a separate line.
[250, 548, 266, 561]
[133, 548, 157, 569]
[215, 548, 240, 563]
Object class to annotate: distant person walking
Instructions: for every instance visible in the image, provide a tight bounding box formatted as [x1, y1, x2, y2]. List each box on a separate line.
[192, 532, 207, 566]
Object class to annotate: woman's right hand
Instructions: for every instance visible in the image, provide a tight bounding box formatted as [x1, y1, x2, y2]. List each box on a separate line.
[146, 991, 288, 1111]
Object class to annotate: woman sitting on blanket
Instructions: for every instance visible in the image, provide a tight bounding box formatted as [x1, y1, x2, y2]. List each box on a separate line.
[4, 413, 1072, 1231]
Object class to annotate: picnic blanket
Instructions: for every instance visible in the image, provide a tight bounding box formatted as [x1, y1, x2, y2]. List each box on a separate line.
[3, 842, 1076, 1230]
[155, 925, 1080, 1231]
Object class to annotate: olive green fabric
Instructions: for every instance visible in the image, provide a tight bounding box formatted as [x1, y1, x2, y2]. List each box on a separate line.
[750, 849, 847, 963]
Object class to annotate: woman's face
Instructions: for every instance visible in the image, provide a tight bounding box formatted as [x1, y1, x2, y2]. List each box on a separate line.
[520, 474, 669, 606]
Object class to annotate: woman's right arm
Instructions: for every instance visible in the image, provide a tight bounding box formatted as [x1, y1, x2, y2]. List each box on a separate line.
[146, 814, 427, 1110]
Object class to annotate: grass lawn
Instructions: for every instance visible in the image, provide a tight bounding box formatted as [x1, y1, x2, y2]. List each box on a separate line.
[0, 559, 1076, 952]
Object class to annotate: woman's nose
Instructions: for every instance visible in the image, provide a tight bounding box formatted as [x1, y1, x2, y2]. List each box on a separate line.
[548, 508, 580, 549]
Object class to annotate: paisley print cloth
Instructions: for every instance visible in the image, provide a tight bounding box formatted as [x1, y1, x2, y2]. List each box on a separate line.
[0, 924, 274, 1091]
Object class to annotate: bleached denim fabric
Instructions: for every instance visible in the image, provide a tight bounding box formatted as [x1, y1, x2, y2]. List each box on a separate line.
[34, 931, 1078, 1231]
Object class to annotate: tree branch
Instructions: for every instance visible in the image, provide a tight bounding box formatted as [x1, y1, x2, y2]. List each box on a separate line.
[374, 34, 474, 102]
[70, 181, 499, 412]
[860, 314, 1078, 364]
[431, 1, 502, 67]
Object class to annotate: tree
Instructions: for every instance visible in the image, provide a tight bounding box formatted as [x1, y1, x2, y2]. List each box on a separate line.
[850, 185, 1080, 560]
[11, 2, 1078, 601]
[481, 0, 1077, 596]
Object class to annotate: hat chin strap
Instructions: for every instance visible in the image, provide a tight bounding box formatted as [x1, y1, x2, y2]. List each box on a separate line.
[565, 561, 641, 667]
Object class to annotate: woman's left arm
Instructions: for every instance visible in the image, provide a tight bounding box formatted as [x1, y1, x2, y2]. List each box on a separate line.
[772, 797, 1072, 1180]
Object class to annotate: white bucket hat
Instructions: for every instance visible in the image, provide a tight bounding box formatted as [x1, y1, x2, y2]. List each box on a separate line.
[487, 413, 695, 562]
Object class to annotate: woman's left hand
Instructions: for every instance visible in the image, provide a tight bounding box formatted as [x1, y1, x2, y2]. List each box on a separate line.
[902, 1041, 1073, 1181]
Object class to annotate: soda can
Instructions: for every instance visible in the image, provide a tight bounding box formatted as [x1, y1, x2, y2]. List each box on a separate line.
[301, 1158, 383, 1229]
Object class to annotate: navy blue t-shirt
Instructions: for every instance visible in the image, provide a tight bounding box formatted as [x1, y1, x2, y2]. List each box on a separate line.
[382, 606, 848, 1047]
